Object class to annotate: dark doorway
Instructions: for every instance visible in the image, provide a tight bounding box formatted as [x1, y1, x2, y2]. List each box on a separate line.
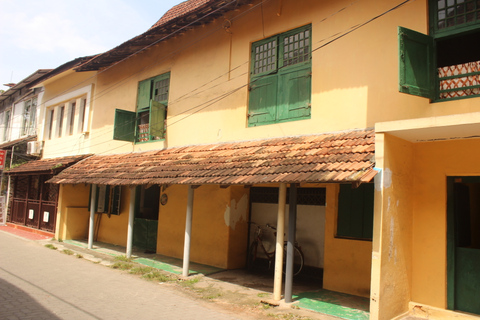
[133, 185, 160, 252]
[447, 177, 480, 315]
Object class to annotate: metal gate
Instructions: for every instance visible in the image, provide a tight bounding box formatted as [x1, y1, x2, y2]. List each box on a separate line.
[10, 174, 58, 232]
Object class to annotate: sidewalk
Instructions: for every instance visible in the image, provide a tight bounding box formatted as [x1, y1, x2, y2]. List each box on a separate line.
[0, 223, 370, 320]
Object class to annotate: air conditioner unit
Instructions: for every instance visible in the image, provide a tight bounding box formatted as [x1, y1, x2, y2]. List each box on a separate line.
[26, 141, 43, 156]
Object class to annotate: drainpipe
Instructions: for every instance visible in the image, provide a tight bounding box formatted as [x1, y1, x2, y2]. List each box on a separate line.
[182, 185, 195, 277]
[126, 186, 136, 258]
[273, 183, 287, 301]
[88, 184, 97, 249]
[285, 183, 298, 303]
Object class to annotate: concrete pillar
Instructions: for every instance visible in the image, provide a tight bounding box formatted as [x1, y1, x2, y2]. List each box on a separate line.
[273, 183, 287, 300]
[88, 184, 97, 250]
[285, 183, 298, 303]
[126, 186, 136, 258]
[182, 185, 195, 277]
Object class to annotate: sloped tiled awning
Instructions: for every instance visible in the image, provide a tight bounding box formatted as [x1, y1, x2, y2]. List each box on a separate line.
[47, 129, 376, 186]
[6, 154, 92, 176]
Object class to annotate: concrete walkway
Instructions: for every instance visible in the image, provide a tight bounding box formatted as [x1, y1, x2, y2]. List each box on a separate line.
[0, 230, 253, 320]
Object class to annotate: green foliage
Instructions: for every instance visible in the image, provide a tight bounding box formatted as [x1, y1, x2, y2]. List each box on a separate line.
[44, 244, 57, 250]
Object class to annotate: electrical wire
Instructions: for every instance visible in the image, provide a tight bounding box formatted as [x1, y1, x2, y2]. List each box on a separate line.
[3, 0, 414, 158]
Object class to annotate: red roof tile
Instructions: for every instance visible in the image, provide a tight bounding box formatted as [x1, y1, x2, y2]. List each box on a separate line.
[6, 154, 92, 176]
[47, 129, 376, 186]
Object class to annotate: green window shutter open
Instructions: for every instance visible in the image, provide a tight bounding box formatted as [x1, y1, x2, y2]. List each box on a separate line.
[150, 101, 166, 140]
[113, 109, 136, 142]
[137, 80, 151, 112]
[398, 26, 435, 99]
[278, 68, 311, 121]
[248, 76, 278, 126]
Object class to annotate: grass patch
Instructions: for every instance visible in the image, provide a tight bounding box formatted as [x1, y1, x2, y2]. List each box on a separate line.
[114, 255, 132, 262]
[62, 249, 74, 255]
[142, 271, 173, 282]
[258, 292, 270, 298]
[111, 262, 133, 270]
[44, 244, 57, 250]
[76, 254, 83, 259]
[179, 277, 199, 288]
[129, 266, 154, 275]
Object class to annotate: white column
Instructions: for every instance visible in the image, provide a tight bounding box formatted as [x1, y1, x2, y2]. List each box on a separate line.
[273, 183, 287, 301]
[126, 186, 136, 258]
[88, 184, 97, 249]
[182, 185, 195, 277]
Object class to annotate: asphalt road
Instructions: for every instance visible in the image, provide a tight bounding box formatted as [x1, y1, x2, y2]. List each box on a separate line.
[0, 231, 244, 320]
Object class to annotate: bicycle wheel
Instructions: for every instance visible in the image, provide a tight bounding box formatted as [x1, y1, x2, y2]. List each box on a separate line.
[283, 245, 304, 276]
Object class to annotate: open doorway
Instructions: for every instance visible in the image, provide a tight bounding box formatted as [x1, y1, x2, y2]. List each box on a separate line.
[447, 177, 480, 315]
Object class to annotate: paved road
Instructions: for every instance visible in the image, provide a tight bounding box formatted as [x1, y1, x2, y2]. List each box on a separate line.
[0, 231, 244, 320]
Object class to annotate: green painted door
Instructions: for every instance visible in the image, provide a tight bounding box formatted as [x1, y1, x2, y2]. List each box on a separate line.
[133, 185, 160, 253]
[448, 177, 480, 315]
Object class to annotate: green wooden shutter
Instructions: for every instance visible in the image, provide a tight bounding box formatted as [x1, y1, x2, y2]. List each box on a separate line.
[277, 68, 311, 121]
[137, 79, 151, 112]
[113, 109, 136, 142]
[248, 76, 278, 126]
[398, 26, 435, 99]
[337, 183, 374, 239]
[150, 101, 166, 140]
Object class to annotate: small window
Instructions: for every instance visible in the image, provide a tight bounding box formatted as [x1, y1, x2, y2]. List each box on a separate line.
[57, 105, 65, 138]
[68, 101, 76, 135]
[336, 183, 374, 240]
[89, 185, 122, 215]
[248, 25, 311, 126]
[22, 97, 37, 136]
[45, 109, 54, 140]
[78, 98, 87, 133]
[114, 73, 170, 143]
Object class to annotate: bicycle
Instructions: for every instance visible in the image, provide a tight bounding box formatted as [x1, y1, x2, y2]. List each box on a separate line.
[247, 222, 304, 276]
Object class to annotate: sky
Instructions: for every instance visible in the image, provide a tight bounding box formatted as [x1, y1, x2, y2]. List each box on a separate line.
[0, 0, 185, 91]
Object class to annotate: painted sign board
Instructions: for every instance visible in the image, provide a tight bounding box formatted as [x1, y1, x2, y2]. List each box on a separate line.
[0, 150, 6, 170]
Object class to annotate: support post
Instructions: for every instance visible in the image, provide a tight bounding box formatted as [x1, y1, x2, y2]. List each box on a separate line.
[5, 146, 15, 221]
[273, 183, 287, 301]
[182, 185, 195, 277]
[88, 184, 97, 250]
[126, 186, 136, 258]
[285, 183, 298, 303]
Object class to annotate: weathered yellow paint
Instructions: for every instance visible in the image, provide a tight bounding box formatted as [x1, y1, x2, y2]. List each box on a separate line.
[94, 186, 130, 247]
[370, 133, 414, 320]
[56, 184, 90, 240]
[323, 184, 372, 298]
[157, 185, 249, 269]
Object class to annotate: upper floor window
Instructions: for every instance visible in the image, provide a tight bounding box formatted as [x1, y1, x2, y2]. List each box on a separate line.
[114, 72, 170, 143]
[2, 110, 11, 142]
[22, 97, 37, 136]
[248, 25, 312, 126]
[44, 95, 88, 140]
[399, 0, 480, 101]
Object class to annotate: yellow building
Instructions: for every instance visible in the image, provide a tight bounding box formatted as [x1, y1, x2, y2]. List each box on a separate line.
[18, 0, 480, 319]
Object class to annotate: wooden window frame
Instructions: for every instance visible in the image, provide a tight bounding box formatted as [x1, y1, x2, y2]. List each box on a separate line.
[114, 72, 170, 143]
[248, 25, 312, 127]
[399, 1, 480, 101]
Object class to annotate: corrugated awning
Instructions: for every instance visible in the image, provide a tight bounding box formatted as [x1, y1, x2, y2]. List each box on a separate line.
[6, 154, 92, 176]
[47, 129, 376, 186]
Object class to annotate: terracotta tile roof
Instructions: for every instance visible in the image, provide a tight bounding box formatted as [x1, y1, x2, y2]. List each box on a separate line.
[0, 135, 36, 150]
[6, 154, 92, 176]
[150, 0, 210, 29]
[48, 129, 376, 186]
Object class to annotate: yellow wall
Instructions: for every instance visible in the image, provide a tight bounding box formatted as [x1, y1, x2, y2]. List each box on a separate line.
[323, 184, 373, 298]
[86, 0, 480, 158]
[411, 138, 480, 308]
[95, 186, 130, 246]
[371, 133, 414, 320]
[56, 184, 91, 240]
[157, 185, 249, 269]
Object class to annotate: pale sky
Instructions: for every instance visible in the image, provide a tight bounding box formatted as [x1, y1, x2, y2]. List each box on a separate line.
[0, 0, 185, 91]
